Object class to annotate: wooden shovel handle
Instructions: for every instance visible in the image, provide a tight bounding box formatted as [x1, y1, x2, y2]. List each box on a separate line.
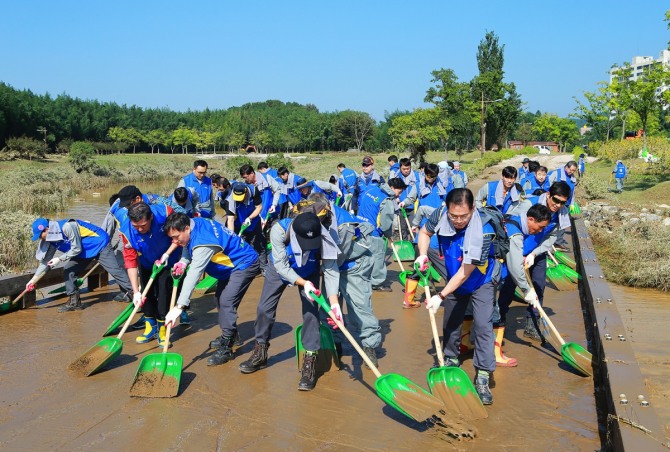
[80, 262, 101, 282]
[163, 279, 179, 353]
[548, 248, 561, 266]
[116, 275, 157, 340]
[390, 242, 406, 273]
[402, 209, 415, 241]
[523, 266, 565, 346]
[11, 271, 47, 306]
[424, 285, 445, 367]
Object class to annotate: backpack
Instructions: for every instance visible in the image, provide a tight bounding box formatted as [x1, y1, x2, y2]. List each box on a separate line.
[477, 205, 515, 262]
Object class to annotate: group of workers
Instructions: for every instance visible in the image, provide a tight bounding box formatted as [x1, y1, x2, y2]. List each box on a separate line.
[25, 153, 580, 404]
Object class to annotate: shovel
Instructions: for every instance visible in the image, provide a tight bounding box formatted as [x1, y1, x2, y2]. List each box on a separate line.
[295, 323, 340, 373]
[524, 266, 592, 377]
[545, 253, 576, 291]
[1, 272, 47, 312]
[417, 266, 488, 421]
[129, 269, 184, 397]
[48, 262, 101, 295]
[195, 274, 218, 292]
[102, 302, 136, 337]
[69, 263, 165, 377]
[552, 245, 577, 271]
[309, 290, 476, 439]
[400, 207, 415, 241]
[548, 250, 581, 283]
[393, 214, 415, 261]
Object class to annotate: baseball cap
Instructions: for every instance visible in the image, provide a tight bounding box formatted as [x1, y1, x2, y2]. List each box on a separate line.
[437, 161, 448, 170]
[118, 185, 142, 208]
[362, 157, 373, 167]
[292, 212, 322, 251]
[232, 182, 247, 202]
[31, 218, 49, 241]
[522, 158, 530, 163]
[453, 161, 461, 167]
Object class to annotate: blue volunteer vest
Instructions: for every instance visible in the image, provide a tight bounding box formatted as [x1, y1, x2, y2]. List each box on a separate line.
[518, 165, 529, 181]
[357, 185, 387, 237]
[399, 170, 420, 212]
[233, 185, 261, 232]
[578, 158, 585, 174]
[418, 180, 445, 209]
[452, 169, 467, 186]
[269, 218, 319, 279]
[551, 168, 576, 205]
[486, 181, 517, 214]
[437, 222, 495, 295]
[110, 194, 154, 232]
[122, 204, 179, 269]
[55, 219, 109, 259]
[526, 196, 560, 236]
[506, 215, 553, 257]
[524, 175, 551, 194]
[614, 163, 627, 178]
[339, 168, 357, 195]
[182, 172, 214, 217]
[188, 218, 258, 279]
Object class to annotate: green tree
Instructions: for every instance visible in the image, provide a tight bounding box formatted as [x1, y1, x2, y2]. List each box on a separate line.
[572, 81, 622, 141]
[388, 108, 449, 163]
[532, 114, 580, 152]
[145, 129, 168, 154]
[68, 141, 96, 173]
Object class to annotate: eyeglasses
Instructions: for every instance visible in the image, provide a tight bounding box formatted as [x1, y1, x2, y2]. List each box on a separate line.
[550, 196, 567, 205]
[448, 213, 471, 222]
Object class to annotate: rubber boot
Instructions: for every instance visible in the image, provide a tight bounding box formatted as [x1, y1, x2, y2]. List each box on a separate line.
[135, 317, 158, 343]
[157, 320, 168, 348]
[494, 325, 517, 367]
[298, 351, 318, 391]
[58, 292, 83, 312]
[474, 370, 493, 405]
[403, 275, 421, 309]
[239, 342, 270, 374]
[459, 316, 475, 355]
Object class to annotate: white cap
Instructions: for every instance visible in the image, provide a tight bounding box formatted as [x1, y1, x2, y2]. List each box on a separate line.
[437, 161, 448, 170]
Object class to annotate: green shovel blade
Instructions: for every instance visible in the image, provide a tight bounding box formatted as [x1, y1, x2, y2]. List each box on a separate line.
[102, 303, 135, 337]
[48, 278, 84, 295]
[427, 367, 488, 420]
[554, 251, 577, 270]
[561, 343, 593, 377]
[129, 352, 183, 398]
[393, 241, 416, 261]
[69, 337, 122, 377]
[195, 275, 218, 291]
[374, 373, 444, 422]
[547, 266, 576, 291]
[295, 323, 340, 371]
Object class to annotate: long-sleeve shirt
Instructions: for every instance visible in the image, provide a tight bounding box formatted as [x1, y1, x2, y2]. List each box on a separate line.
[175, 245, 216, 308]
[34, 222, 83, 277]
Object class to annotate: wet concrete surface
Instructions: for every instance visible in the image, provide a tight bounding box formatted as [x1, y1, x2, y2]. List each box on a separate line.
[0, 263, 599, 450]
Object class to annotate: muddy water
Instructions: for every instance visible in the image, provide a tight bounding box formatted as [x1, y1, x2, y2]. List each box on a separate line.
[610, 285, 670, 436]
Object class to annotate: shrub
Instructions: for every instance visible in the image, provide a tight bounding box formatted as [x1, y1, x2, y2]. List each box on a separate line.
[579, 173, 613, 201]
[0, 211, 39, 274]
[0, 136, 46, 160]
[223, 156, 254, 179]
[266, 154, 294, 171]
[68, 141, 97, 173]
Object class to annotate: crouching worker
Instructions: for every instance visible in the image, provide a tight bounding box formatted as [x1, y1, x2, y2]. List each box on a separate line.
[163, 213, 260, 366]
[238, 208, 341, 392]
[416, 188, 497, 405]
[27, 217, 115, 312]
[121, 202, 180, 346]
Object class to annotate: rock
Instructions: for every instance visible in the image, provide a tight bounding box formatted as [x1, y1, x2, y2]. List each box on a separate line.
[641, 208, 649, 213]
[620, 212, 634, 218]
[584, 220, 591, 228]
[641, 214, 662, 222]
[664, 218, 670, 227]
[656, 204, 670, 209]
[603, 206, 618, 214]
[629, 218, 640, 223]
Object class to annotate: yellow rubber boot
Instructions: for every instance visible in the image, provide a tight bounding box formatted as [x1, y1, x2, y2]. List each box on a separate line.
[136, 317, 157, 344]
[403, 276, 421, 309]
[494, 325, 518, 367]
[157, 319, 169, 348]
[459, 317, 475, 355]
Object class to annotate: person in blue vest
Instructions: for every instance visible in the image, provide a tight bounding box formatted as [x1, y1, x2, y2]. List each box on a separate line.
[509, 181, 572, 342]
[121, 202, 180, 346]
[518, 158, 531, 182]
[163, 213, 260, 367]
[27, 217, 114, 312]
[475, 166, 525, 215]
[522, 165, 551, 196]
[452, 161, 468, 187]
[547, 161, 577, 251]
[612, 160, 627, 193]
[296, 180, 342, 205]
[309, 192, 383, 366]
[356, 156, 385, 209]
[394, 158, 420, 238]
[356, 182, 395, 292]
[337, 163, 358, 211]
[178, 159, 216, 218]
[238, 209, 341, 392]
[403, 163, 452, 213]
[169, 187, 199, 217]
[225, 182, 266, 274]
[494, 203, 552, 366]
[416, 188, 497, 405]
[578, 154, 586, 177]
[239, 164, 281, 229]
[277, 166, 306, 218]
[388, 155, 400, 179]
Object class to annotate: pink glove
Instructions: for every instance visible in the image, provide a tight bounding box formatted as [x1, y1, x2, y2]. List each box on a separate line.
[414, 255, 430, 272]
[25, 282, 36, 292]
[327, 304, 343, 330]
[133, 292, 145, 308]
[154, 253, 170, 267]
[172, 262, 187, 276]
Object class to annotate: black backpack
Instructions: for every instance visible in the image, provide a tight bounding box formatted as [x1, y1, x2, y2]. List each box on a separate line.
[477, 205, 517, 262]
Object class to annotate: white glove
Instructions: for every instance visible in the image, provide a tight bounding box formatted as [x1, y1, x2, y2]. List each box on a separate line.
[268, 205, 276, 214]
[426, 294, 443, 314]
[47, 257, 62, 268]
[328, 303, 343, 330]
[155, 253, 170, 266]
[414, 255, 430, 272]
[133, 291, 145, 308]
[524, 253, 535, 268]
[165, 305, 185, 327]
[243, 217, 252, 227]
[524, 289, 539, 309]
[349, 209, 355, 215]
[398, 201, 406, 208]
[303, 280, 318, 298]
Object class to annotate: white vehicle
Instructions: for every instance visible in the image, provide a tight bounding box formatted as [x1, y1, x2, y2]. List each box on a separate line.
[533, 145, 551, 155]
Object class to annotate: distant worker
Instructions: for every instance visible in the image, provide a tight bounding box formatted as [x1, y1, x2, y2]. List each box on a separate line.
[178, 159, 216, 218]
[578, 154, 586, 177]
[388, 155, 400, 179]
[612, 160, 627, 193]
[452, 161, 468, 187]
[518, 158, 531, 182]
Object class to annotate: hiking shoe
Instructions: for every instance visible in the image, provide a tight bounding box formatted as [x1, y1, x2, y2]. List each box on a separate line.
[402, 300, 421, 309]
[179, 310, 191, 325]
[210, 331, 241, 349]
[298, 352, 317, 391]
[362, 346, 378, 369]
[372, 284, 392, 292]
[523, 317, 544, 342]
[474, 372, 493, 405]
[433, 356, 460, 369]
[207, 337, 234, 366]
[131, 315, 146, 330]
[58, 292, 83, 312]
[239, 342, 269, 374]
[112, 291, 131, 303]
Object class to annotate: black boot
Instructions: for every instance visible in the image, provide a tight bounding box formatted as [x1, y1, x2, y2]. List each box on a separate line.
[362, 346, 378, 369]
[58, 292, 83, 312]
[523, 316, 544, 342]
[210, 330, 242, 349]
[298, 352, 318, 391]
[239, 342, 270, 374]
[207, 336, 234, 366]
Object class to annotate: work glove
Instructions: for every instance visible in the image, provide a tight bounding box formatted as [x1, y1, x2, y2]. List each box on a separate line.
[268, 205, 276, 214]
[524, 253, 535, 268]
[524, 289, 539, 309]
[411, 226, 419, 235]
[414, 255, 430, 272]
[133, 291, 145, 308]
[426, 294, 443, 314]
[165, 305, 185, 328]
[25, 277, 38, 292]
[155, 253, 170, 266]
[398, 201, 406, 209]
[172, 262, 187, 277]
[327, 303, 343, 330]
[302, 280, 318, 299]
[47, 257, 62, 268]
[242, 217, 252, 227]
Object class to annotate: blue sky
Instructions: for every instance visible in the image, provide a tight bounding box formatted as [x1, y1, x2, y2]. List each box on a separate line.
[1, 1, 668, 121]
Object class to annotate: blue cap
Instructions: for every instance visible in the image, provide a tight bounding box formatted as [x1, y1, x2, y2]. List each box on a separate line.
[31, 218, 49, 241]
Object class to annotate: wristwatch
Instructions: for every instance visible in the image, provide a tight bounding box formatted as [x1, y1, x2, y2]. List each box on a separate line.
[437, 291, 446, 300]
